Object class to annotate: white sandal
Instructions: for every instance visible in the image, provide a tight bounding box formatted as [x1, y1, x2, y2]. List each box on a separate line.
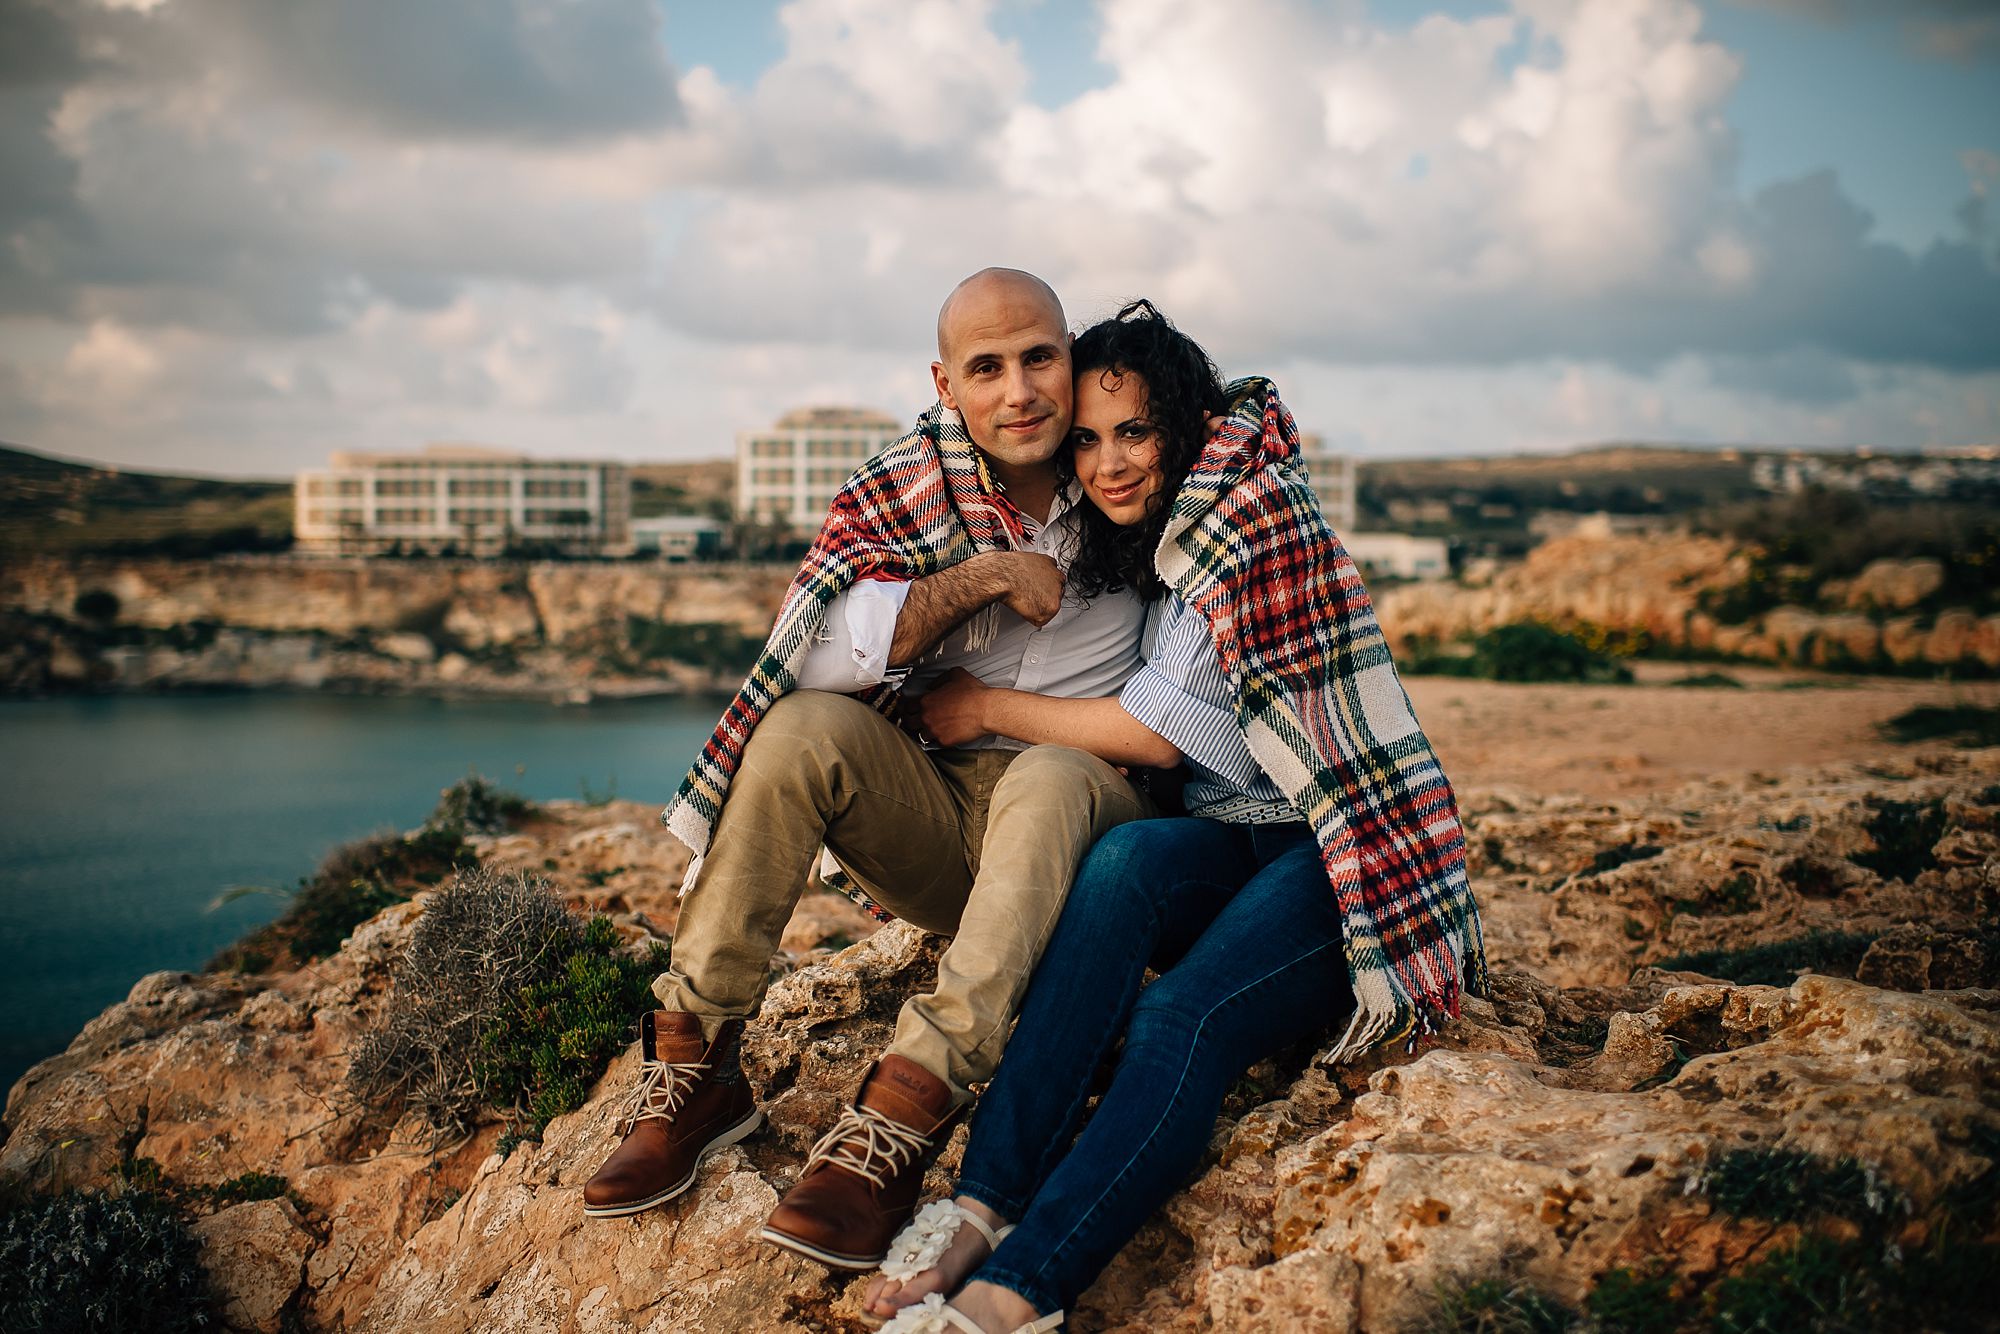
[876, 1201, 1061, 1333]
[880, 1199, 1012, 1284]
[879, 1292, 1064, 1334]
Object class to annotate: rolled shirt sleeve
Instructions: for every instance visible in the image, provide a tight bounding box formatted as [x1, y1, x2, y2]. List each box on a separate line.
[793, 579, 911, 692]
[1117, 597, 1268, 790]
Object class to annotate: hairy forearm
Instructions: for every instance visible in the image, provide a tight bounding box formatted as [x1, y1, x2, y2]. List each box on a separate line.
[887, 554, 1011, 666]
[977, 691, 1183, 769]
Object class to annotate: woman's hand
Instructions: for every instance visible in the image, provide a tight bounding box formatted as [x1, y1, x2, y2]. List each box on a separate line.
[910, 667, 994, 748]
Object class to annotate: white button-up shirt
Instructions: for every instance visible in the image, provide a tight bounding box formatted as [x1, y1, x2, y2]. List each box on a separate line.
[794, 487, 1146, 750]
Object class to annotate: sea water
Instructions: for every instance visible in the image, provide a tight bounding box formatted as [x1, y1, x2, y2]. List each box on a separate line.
[0, 692, 727, 1093]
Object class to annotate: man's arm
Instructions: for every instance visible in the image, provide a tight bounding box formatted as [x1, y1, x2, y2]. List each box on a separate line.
[887, 551, 1064, 666]
[912, 667, 1183, 768]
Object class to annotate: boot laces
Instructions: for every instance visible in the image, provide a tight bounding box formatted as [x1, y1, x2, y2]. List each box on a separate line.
[614, 1054, 709, 1136]
[802, 1106, 931, 1188]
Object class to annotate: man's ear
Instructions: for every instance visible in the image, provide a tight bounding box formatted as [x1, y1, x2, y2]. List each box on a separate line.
[930, 361, 956, 410]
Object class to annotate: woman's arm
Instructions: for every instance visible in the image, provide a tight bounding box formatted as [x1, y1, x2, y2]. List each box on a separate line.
[911, 667, 1183, 769]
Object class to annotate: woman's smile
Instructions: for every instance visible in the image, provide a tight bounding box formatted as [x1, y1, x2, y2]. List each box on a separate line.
[1071, 369, 1164, 527]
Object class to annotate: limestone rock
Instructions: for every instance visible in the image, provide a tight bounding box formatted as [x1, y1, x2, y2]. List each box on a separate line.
[192, 1199, 313, 1333]
[3, 754, 1996, 1332]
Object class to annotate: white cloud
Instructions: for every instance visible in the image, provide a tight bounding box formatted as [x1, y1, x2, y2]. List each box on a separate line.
[0, 0, 1994, 473]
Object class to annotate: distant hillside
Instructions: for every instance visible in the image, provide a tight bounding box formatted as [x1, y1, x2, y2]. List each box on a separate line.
[1358, 443, 1766, 556]
[630, 459, 734, 521]
[0, 444, 294, 557]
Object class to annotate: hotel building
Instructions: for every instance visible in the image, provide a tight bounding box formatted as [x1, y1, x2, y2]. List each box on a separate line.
[294, 445, 632, 556]
[736, 406, 903, 532]
[1296, 432, 1359, 535]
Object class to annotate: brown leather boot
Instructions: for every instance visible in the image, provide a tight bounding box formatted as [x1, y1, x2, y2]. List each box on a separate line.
[581, 1010, 761, 1218]
[758, 1053, 960, 1269]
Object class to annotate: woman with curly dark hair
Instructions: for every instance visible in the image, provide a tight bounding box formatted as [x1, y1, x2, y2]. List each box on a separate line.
[869, 301, 1484, 1334]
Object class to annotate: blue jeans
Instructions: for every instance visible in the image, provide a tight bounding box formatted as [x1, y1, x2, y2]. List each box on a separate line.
[955, 817, 1354, 1315]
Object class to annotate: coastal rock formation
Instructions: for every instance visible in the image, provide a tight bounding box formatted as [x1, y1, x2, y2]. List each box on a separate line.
[1373, 533, 2000, 671]
[3, 756, 1996, 1331]
[0, 556, 793, 697]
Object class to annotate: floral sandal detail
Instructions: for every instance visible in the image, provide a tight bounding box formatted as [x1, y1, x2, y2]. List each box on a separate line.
[880, 1200, 1012, 1288]
[879, 1292, 1063, 1333]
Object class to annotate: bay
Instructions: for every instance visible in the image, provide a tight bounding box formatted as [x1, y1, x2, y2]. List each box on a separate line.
[0, 692, 729, 1094]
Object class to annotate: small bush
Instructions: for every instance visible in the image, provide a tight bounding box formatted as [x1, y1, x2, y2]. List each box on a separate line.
[1701, 1148, 1893, 1225]
[478, 915, 666, 1133]
[0, 1189, 218, 1332]
[1881, 703, 2000, 748]
[1852, 798, 1947, 882]
[211, 777, 533, 971]
[428, 774, 534, 837]
[623, 617, 763, 674]
[1588, 844, 1663, 875]
[1655, 929, 1879, 985]
[1674, 671, 1746, 688]
[1584, 1268, 1683, 1334]
[346, 866, 663, 1139]
[72, 588, 120, 623]
[1409, 623, 1633, 685]
[1423, 1277, 1578, 1333]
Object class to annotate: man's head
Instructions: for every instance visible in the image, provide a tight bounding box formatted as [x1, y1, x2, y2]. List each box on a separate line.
[930, 268, 1071, 478]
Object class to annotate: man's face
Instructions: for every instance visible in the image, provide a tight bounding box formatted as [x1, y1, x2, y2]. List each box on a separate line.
[930, 282, 1072, 475]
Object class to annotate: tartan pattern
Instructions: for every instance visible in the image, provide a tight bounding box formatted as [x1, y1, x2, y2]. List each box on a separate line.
[659, 402, 1024, 922]
[1157, 379, 1488, 1061]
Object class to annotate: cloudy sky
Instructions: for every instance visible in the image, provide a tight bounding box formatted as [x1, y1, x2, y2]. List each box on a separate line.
[0, 0, 1995, 477]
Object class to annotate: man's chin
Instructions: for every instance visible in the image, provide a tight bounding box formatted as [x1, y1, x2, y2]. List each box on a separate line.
[972, 427, 1066, 471]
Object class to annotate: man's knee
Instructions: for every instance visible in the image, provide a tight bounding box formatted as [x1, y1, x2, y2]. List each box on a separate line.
[990, 744, 1120, 807]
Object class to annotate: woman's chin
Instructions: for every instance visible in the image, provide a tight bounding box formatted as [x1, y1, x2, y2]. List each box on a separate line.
[1088, 493, 1152, 526]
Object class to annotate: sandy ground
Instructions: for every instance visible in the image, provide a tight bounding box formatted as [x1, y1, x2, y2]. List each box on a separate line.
[1408, 665, 2000, 801]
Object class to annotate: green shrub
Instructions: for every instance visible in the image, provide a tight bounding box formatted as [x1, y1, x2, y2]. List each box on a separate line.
[346, 867, 664, 1139]
[428, 774, 534, 837]
[1674, 671, 1746, 688]
[478, 915, 666, 1133]
[0, 1189, 218, 1332]
[1588, 844, 1663, 875]
[1701, 1148, 1893, 1225]
[71, 588, 120, 623]
[1852, 798, 1946, 881]
[1655, 929, 1878, 985]
[623, 617, 763, 674]
[1408, 623, 1633, 684]
[1423, 1277, 1578, 1333]
[211, 776, 533, 971]
[1881, 703, 2000, 748]
[1584, 1268, 1684, 1334]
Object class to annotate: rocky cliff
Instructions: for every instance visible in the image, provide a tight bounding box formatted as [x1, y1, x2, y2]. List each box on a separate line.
[1375, 533, 2000, 671]
[4, 744, 1995, 1331]
[0, 557, 794, 698]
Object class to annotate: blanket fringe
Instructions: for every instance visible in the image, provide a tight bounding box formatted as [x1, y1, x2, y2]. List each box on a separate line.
[961, 604, 1001, 654]
[1320, 1002, 1395, 1067]
[677, 852, 704, 898]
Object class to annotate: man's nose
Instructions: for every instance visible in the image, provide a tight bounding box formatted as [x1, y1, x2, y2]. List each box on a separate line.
[1001, 361, 1035, 407]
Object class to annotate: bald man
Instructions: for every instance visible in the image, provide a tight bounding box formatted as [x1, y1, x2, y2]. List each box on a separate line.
[582, 269, 1155, 1271]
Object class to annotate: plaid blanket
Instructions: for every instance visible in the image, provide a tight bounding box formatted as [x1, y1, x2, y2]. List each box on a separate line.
[659, 402, 1022, 919]
[1160, 379, 1487, 1061]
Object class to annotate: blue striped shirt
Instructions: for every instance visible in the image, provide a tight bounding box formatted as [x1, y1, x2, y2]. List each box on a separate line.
[1118, 595, 1296, 823]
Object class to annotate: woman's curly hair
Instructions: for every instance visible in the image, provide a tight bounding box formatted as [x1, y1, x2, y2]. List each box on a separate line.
[1059, 299, 1229, 601]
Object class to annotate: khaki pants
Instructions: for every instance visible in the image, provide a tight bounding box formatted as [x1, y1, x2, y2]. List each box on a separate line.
[655, 689, 1150, 1102]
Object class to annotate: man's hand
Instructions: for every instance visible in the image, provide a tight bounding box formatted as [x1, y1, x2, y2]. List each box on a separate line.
[909, 667, 994, 748]
[996, 552, 1063, 628]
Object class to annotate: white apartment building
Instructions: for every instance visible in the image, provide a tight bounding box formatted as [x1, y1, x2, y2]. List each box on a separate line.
[1296, 433, 1359, 534]
[295, 445, 632, 556]
[737, 406, 902, 532]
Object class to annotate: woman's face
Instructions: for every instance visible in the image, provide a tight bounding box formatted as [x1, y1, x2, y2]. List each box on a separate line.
[1070, 368, 1164, 527]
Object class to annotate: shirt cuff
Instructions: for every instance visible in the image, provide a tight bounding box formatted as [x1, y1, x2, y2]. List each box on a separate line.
[793, 579, 910, 691]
